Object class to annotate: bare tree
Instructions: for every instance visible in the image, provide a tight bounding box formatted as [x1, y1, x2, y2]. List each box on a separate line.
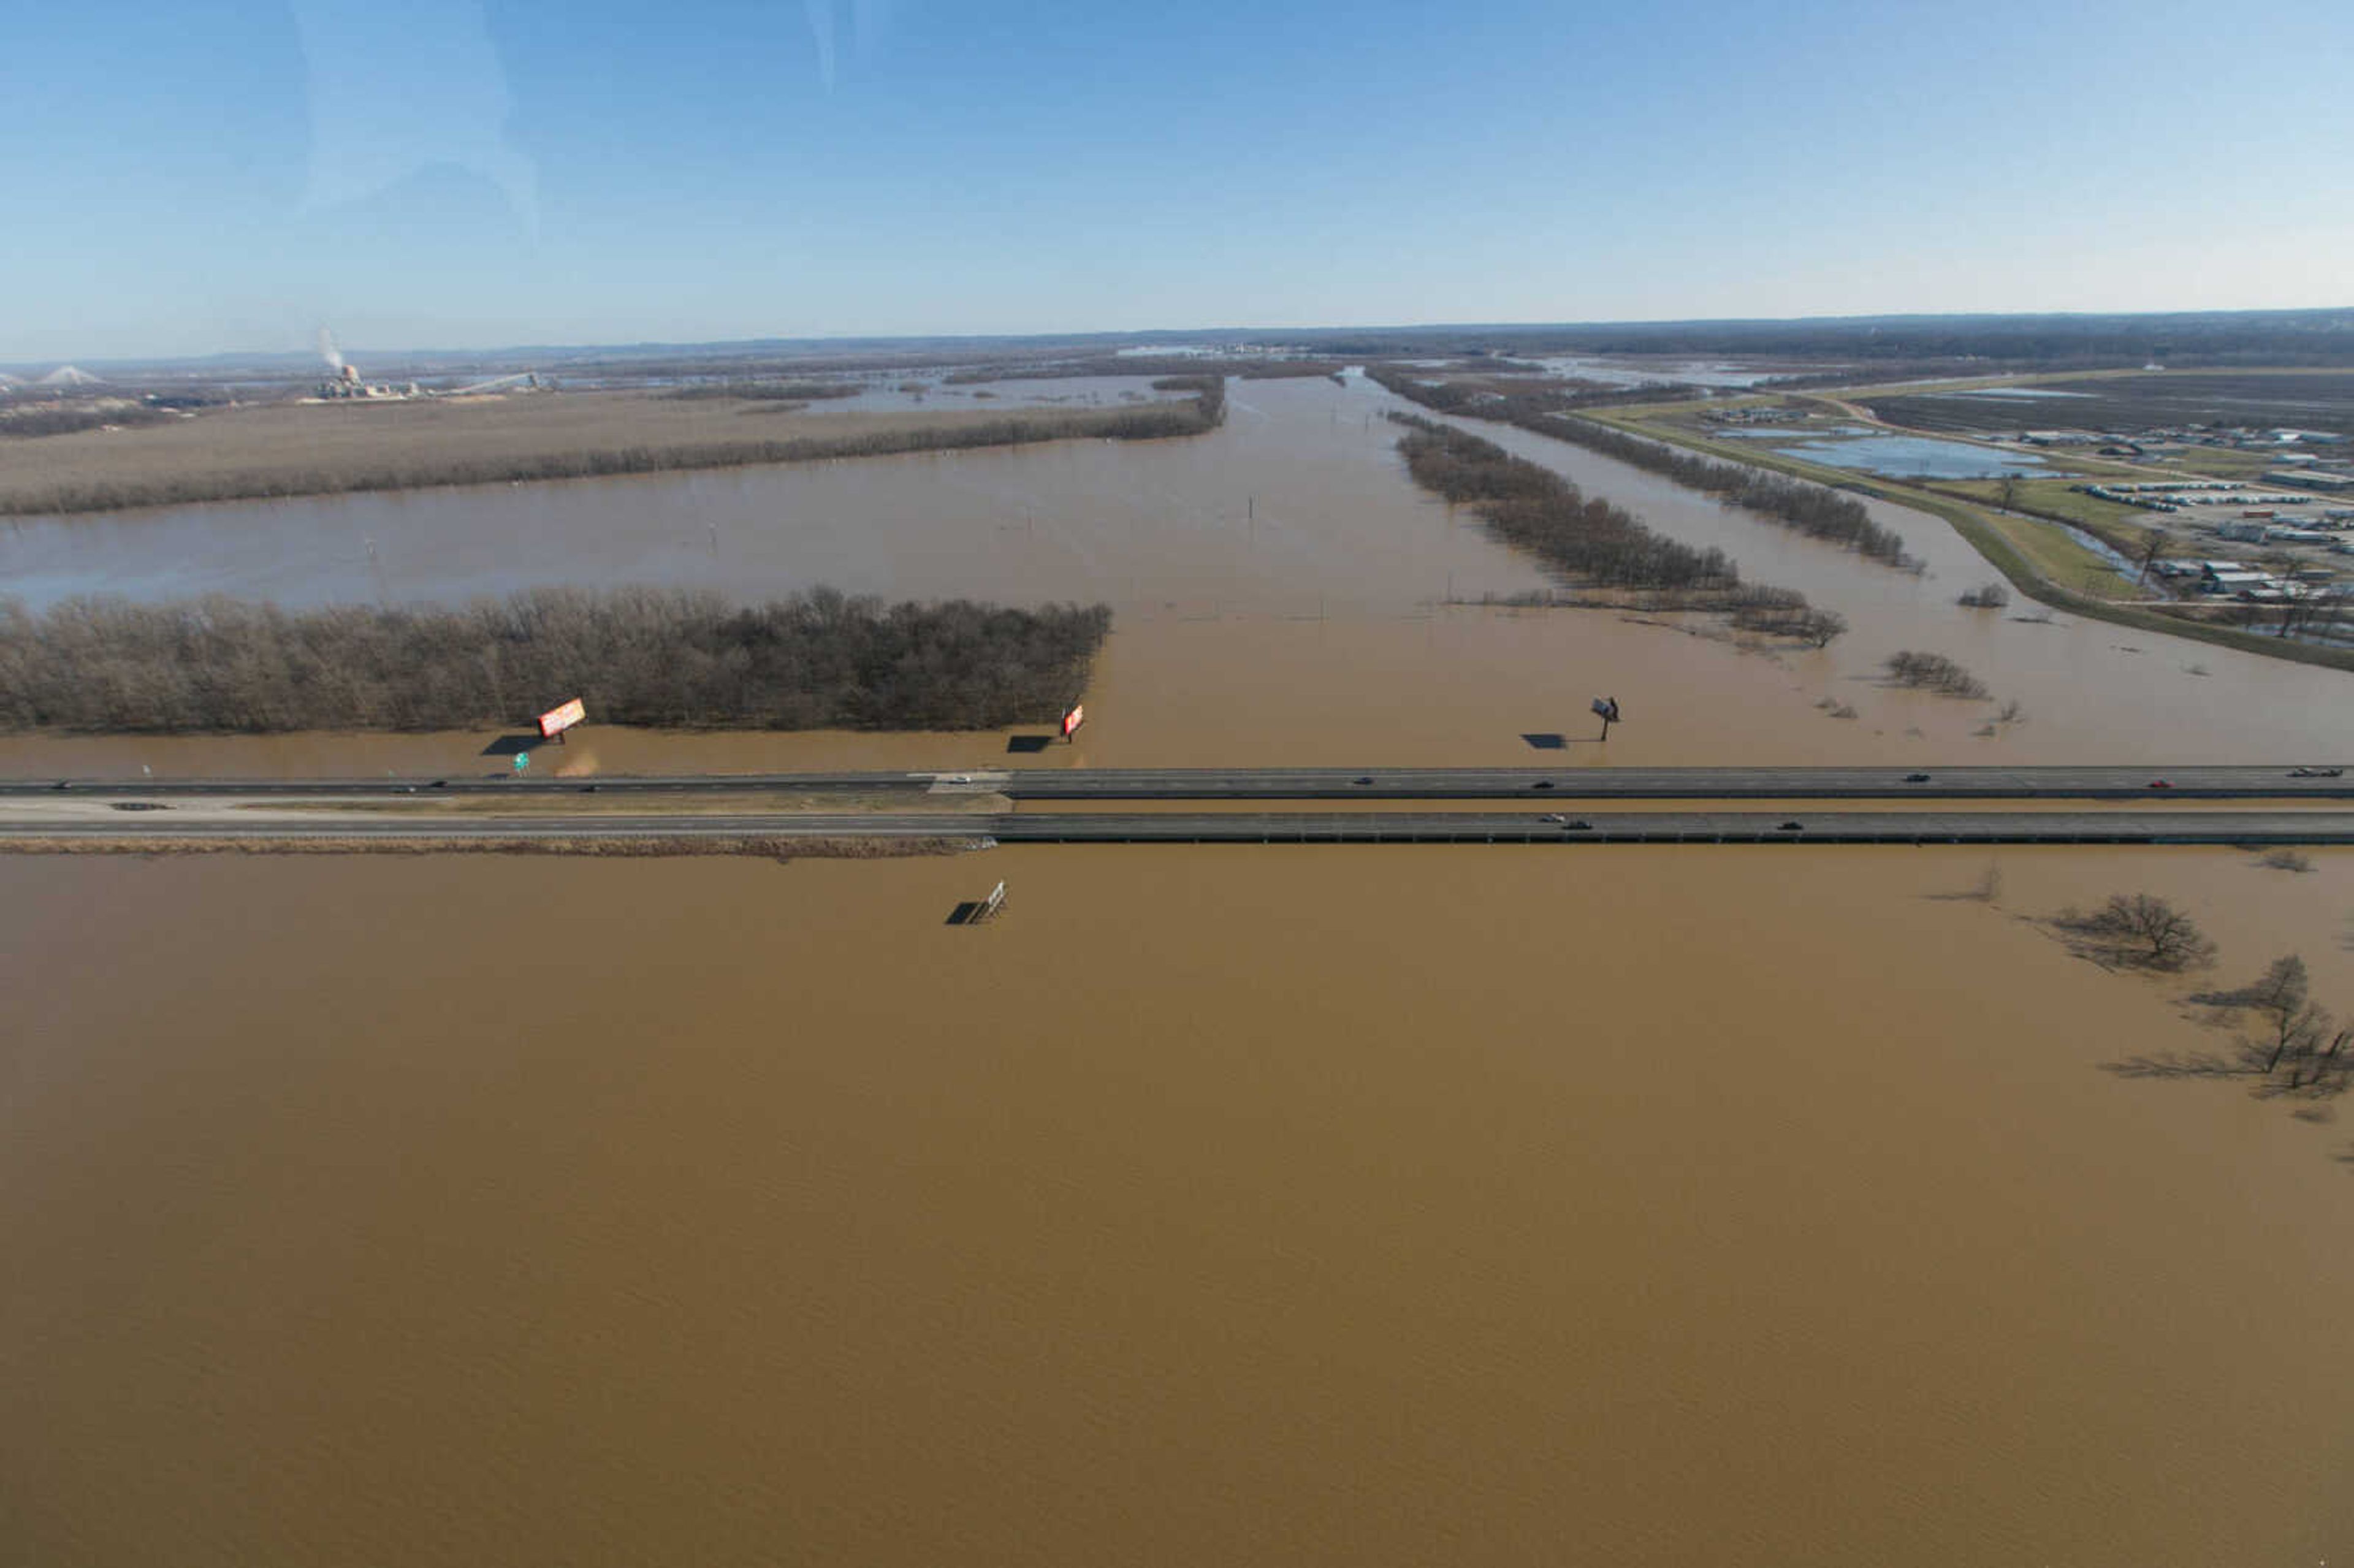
[2070, 892, 2217, 971]
[2286, 1026, 2352, 1092]
[2232, 955, 2318, 1073]
[2135, 527, 2171, 585]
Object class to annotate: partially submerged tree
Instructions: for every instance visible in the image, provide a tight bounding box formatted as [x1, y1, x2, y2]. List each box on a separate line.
[2242, 955, 2320, 1073]
[2197, 954, 2353, 1091]
[1884, 650, 1990, 699]
[2068, 892, 2217, 971]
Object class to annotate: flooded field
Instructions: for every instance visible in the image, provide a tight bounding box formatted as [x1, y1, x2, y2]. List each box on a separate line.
[794, 373, 1192, 415]
[5, 845, 2351, 1566]
[1772, 433, 2052, 479]
[5, 375, 2352, 777]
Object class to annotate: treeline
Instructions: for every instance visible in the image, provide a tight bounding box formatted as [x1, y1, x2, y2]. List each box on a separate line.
[1149, 374, 1228, 423]
[0, 588, 1113, 734]
[1273, 309, 2354, 368]
[1364, 369, 1696, 416]
[662, 381, 864, 402]
[945, 359, 1340, 385]
[1366, 366, 1912, 565]
[1545, 416, 1912, 565]
[1390, 415, 1845, 642]
[0, 406, 172, 439]
[1393, 416, 1732, 590]
[1, 387, 1227, 518]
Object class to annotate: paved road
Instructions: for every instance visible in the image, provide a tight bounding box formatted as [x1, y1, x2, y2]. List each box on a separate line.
[10, 810, 2354, 847]
[4, 764, 2350, 802]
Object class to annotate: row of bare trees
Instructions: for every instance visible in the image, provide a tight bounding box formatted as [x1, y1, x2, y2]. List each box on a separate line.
[3, 386, 1228, 518]
[661, 381, 864, 402]
[1395, 417, 1734, 590]
[0, 589, 1112, 733]
[1365, 366, 1913, 565]
[1884, 650, 1991, 698]
[1, 406, 172, 440]
[1388, 416, 1847, 642]
[944, 358, 1342, 384]
[2081, 900, 2354, 1098]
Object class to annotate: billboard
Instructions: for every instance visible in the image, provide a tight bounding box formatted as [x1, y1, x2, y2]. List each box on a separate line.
[1061, 703, 1086, 739]
[538, 697, 587, 739]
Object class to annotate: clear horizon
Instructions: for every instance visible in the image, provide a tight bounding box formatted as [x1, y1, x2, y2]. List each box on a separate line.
[11, 304, 2354, 375]
[6, 0, 2351, 361]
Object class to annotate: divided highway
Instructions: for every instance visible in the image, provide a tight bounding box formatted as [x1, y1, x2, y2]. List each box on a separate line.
[9, 811, 2354, 847]
[9, 766, 2353, 848]
[3, 764, 2350, 801]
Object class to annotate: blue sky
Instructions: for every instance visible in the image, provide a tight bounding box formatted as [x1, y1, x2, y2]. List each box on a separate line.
[4, 0, 2350, 360]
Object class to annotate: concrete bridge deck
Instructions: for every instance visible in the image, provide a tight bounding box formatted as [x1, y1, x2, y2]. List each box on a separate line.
[7, 809, 2354, 848]
[4, 764, 2350, 802]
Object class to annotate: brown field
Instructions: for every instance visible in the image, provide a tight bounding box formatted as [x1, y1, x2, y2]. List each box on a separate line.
[0, 392, 1165, 516]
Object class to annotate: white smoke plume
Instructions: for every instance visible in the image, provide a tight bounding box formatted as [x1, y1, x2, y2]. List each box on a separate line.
[317, 327, 345, 373]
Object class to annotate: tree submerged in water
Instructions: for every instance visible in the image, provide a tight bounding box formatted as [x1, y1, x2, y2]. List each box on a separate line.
[2059, 892, 2216, 972]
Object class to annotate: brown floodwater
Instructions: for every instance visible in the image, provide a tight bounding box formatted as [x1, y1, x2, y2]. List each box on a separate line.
[9, 371, 2354, 1564]
[6, 375, 2350, 781]
[4, 845, 2352, 1566]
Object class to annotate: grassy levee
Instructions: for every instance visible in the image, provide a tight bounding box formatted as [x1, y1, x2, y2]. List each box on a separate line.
[1575, 409, 2354, 675]
[1930, 478, 2154, 557]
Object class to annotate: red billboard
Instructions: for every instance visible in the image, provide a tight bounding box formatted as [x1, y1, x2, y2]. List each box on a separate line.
[538, 698, 587, 739]
[1060, 703, 1085, 739]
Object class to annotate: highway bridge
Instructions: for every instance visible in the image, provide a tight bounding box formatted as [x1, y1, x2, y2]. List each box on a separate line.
[3, 764, 2351, 802]
[8, 810, 2354, 848]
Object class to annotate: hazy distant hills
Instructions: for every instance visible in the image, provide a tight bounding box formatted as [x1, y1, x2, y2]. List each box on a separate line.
[9, 307, 2352, 384]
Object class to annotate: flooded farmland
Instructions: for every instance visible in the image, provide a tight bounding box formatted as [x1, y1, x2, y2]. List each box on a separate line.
[4, 845, 2352, 1566]
[4, 375, 2353, 777]
[6, 373, 2354, 1564]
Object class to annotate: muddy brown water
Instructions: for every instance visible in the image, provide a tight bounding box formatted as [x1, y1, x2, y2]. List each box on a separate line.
[4, 375, 2350, 779]
[8, 376, 2354, 1564]
[4, 845, 2351, 1566]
